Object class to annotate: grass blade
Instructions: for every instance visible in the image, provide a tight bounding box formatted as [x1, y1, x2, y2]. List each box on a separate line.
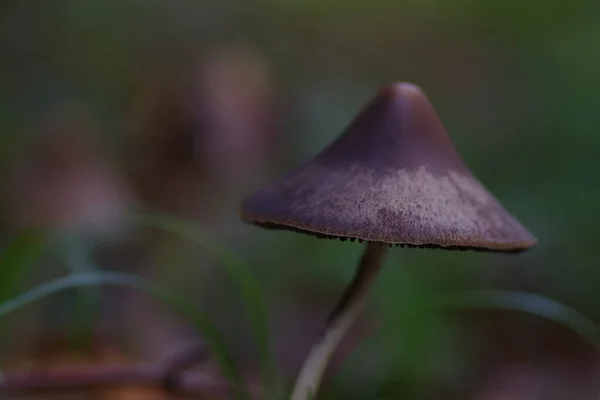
[134, 210, 277, 396]
[438, 289, 600, 350]
[325, 289, 600, 399]
[0, 271, 250, 399]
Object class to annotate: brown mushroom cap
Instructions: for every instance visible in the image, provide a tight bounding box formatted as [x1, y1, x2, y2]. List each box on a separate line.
[241, 83, 537, 252]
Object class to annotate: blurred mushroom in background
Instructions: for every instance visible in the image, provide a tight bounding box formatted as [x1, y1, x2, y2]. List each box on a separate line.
[7, 103, 132, 241]
[128, 66, 208, 220]
[123, 44, 285, 364]
[129, 43, 283, 221]
[199, 43, 281, 192]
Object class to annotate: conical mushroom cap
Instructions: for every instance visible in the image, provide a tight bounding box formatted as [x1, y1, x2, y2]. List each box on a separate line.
[241, 83, 537, 252]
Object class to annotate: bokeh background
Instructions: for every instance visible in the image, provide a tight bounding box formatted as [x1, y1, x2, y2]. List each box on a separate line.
[0, 0, 599, 399]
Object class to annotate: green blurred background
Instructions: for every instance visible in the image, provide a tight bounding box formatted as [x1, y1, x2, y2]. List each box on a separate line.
[0, 0, 599, 399]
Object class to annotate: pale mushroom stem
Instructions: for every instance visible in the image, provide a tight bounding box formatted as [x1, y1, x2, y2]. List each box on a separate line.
[290, 241, 390, 400]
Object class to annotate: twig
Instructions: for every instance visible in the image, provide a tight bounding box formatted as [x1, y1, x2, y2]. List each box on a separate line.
[161, 342, 210, 390]
[0, 363, 242, 398]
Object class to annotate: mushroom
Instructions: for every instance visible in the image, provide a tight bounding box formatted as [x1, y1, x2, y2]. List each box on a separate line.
[240, 82, 537, 399]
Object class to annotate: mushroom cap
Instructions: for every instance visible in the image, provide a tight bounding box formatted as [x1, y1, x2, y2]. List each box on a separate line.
[241, 83, 537, 252]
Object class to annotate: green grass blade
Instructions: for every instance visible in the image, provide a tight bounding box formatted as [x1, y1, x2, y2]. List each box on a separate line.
[134, 210, 277, 395]
[438, 289, 600, 350]
[0, 271, 250, 399]
[325, 289, 600, 399]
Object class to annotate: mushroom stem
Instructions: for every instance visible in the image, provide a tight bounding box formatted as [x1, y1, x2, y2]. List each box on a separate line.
[290, 241, 389, 400]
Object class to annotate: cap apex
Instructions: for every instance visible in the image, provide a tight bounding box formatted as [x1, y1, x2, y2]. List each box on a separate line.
[382, 82, 425, 100]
